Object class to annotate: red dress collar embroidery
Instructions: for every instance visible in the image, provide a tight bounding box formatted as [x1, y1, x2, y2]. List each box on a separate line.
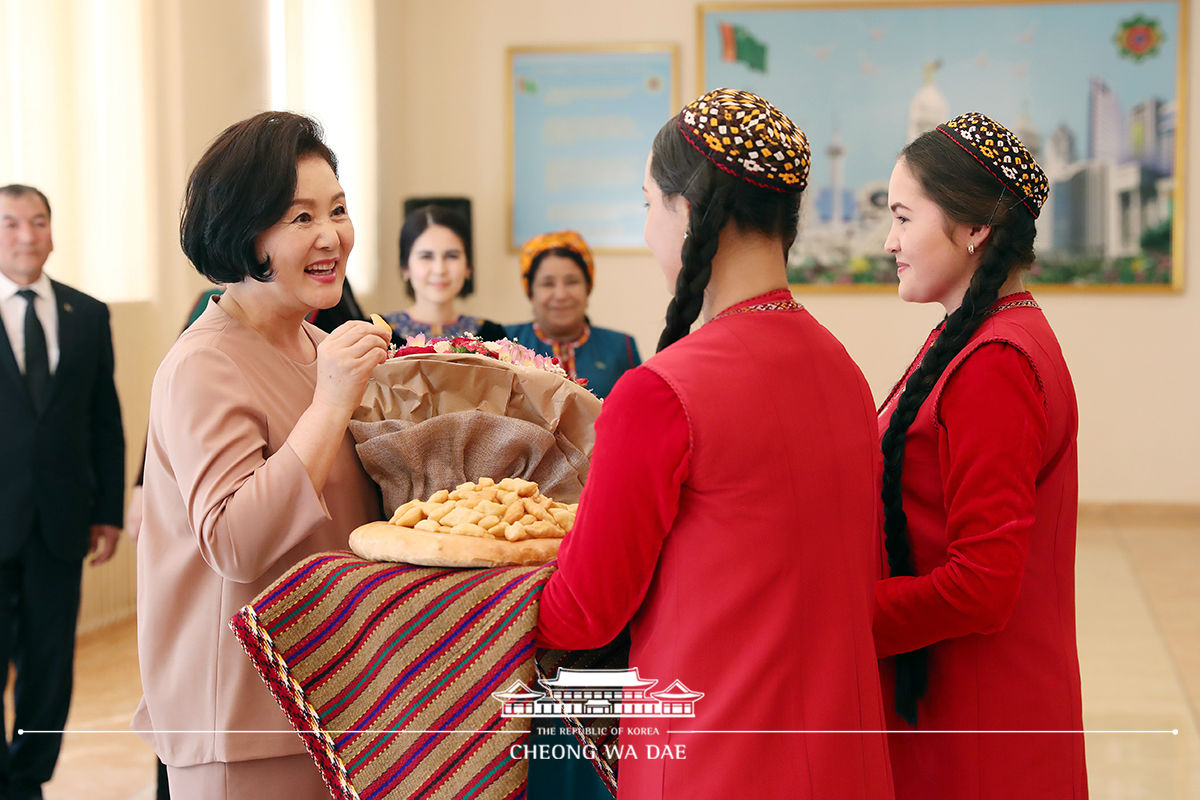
[987, 291, 1040, 315]
[711, 288, 802, 321]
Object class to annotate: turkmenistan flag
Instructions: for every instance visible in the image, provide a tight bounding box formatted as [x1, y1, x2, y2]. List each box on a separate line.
[720, 21, 767, 73]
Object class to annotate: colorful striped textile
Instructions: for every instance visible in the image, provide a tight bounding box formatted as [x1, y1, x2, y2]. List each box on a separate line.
[230, 551, 554, 800]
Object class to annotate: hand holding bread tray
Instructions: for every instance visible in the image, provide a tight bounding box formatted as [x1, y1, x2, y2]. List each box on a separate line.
[347, 335, 602, 568]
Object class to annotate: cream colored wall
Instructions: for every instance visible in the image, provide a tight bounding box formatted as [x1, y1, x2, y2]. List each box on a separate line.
[368, 0, 1200, 505]
[111, 0, 272, 487]
[65, 0, 1199, 629]
[102, 0, 1200, 509]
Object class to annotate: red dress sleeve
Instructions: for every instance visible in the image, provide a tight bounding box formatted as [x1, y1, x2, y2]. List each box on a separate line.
[874, 343, 1047, 658]
[535, 366, 690, 650]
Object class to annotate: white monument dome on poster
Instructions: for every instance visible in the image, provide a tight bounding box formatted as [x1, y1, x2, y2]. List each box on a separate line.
[907, 61, 948, 143]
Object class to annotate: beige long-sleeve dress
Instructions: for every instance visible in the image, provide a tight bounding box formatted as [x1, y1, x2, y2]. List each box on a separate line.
[133, 297, 380, 771]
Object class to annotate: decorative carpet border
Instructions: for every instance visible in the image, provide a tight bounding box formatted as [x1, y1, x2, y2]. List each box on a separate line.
[232, 604, 359, 799]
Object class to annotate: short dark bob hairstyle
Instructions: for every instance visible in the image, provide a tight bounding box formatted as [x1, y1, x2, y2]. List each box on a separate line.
[398, 204, 475, 298]
[181, 111, 338, 284]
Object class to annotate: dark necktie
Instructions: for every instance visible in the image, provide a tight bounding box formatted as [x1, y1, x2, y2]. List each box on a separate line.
[17, 289, 49, 409]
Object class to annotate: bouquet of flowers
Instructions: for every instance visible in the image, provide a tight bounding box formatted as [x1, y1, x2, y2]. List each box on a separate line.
[349, 334, 602, 518]
[392, 334, 587, 387]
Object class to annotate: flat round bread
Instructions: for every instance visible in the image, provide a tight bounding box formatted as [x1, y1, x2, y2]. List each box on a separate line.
[349, 521, 560, 568]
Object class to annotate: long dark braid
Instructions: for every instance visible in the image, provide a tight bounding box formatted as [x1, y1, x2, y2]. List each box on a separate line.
[650, 117, 800, 352]
[656, 179, 733, 351]
[882, 131, 1038, 726]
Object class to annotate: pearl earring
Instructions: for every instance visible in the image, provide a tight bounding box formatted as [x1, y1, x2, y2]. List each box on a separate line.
[967, 243, 975, 255]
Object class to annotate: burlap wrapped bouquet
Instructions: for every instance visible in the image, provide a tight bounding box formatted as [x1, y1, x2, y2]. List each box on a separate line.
[350, 350, 602, 516]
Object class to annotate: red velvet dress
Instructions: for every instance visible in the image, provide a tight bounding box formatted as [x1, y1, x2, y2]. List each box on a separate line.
[537, 290, 894, 800]
[875, 293, 1087, 799]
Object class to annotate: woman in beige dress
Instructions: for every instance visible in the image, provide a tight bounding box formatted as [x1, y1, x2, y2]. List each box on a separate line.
[133, 112, 388, 798]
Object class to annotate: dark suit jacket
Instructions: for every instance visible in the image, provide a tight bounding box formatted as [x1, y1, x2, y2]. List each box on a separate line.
[0, 279, 124, 561]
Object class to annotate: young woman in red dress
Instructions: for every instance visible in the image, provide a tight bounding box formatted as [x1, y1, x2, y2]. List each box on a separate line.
[535, 89, 894, 799]
[875, 113, 1087, 799]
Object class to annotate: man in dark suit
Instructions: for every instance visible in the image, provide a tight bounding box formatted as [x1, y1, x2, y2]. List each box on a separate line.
[0, 185, 124, 800]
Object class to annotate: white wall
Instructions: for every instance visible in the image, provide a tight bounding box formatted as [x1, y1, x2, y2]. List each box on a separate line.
[25, 0, 1187, 626]
[77, 0, 273, 631]
[90, 0, 1200, 529]
[366, 0, 1200, 505]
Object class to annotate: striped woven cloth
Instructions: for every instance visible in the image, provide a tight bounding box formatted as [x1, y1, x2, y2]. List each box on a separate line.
[230, 551, 554, 800]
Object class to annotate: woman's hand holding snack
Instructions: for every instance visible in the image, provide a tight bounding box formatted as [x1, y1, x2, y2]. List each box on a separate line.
[312, 321, 390, 420]
[290, 321, 388, 493]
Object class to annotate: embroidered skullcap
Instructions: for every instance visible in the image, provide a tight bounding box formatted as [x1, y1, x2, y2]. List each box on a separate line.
[937, 112, 1049, 218]
[519, 230, 595, 295]
[677, 88, 810, 193]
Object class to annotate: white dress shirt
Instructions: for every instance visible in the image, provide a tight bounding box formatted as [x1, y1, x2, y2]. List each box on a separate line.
[0, 270, 60, 374]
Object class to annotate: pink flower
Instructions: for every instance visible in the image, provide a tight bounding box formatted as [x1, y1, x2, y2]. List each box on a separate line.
[392, 336, 574, 379]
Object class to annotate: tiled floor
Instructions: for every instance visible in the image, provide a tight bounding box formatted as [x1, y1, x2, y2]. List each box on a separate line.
[5, 507, 1199, 799]
[4, 618, 157, 799]
[1076, 506, 1200, 798]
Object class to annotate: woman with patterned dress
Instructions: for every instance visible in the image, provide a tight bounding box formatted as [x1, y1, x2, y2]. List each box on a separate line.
[505, 231, 640, 399]
[874, 113, 1087, 799]
[382, 204, 505, 342]
[534, 89, 893, 800]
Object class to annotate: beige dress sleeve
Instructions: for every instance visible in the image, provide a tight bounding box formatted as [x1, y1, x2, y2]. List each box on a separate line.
[157, 343, 334, 582]
[134, 305, 381, 767]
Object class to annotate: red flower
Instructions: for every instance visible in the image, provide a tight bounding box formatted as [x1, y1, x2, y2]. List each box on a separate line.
[395, 346, 436, 357]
